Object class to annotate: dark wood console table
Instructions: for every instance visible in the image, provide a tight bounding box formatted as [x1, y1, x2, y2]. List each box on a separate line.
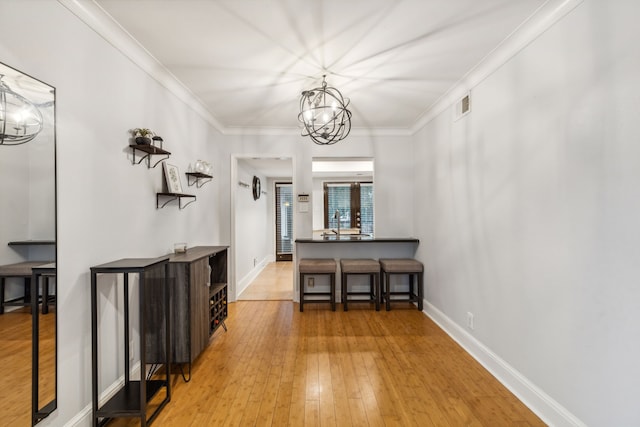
[145, 246, 228, 381]
[90, 257, 171, 427]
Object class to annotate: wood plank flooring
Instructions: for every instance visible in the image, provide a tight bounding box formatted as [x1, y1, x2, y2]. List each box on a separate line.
[0, 309, 31, 426]
[0, 307, 56, 427]
[112, 301, 545, 426]
[239, 262, 293, 301]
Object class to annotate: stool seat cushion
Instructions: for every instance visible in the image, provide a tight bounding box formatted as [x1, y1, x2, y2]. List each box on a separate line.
[299, 258, 336, 274]
[379, 258, 423, 273]
[340, 259, 380, 274]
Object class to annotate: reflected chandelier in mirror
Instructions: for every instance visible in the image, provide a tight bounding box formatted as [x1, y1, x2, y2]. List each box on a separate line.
[0, 73, 46, 145]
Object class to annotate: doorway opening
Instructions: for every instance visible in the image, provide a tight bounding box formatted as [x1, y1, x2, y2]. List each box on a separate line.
[233, 156, 294, 301]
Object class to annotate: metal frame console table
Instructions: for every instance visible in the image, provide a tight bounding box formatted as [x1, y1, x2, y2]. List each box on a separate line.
[90, 257, 171, 427]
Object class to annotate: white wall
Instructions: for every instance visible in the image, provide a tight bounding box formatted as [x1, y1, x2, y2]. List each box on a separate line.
[235, 160, 269, 294]
[413, 1, 640, 425]
[0, 145, 29, 266]
[1, 1, 230, 425]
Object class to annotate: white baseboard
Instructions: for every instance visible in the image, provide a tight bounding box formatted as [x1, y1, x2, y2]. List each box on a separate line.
[423, 301, 585, 427]
[236, 257, 269, 297]
[65, 362, 141, 427]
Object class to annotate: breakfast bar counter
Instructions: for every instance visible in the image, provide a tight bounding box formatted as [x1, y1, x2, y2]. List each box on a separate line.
[295, 236, 418, 243]
[295, 236, 420, 303]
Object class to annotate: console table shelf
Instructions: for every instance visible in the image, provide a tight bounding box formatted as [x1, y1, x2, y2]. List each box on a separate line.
[185, 172, 213, 188]
[96, 380, 164, 416]
[156, 192, 196, 209]
[129, 144, 171, 168]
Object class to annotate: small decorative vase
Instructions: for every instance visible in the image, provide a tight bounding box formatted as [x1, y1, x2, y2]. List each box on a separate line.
[195, 160, 205, 173]
[135, 136, 151, 145]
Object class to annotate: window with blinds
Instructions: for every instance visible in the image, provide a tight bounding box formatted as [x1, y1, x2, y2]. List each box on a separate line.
[275, 182, 293, 260]
[323, 182, 373, 233]
[360, 183, 374, 234]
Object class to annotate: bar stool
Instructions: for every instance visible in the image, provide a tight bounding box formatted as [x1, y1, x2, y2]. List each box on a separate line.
[299, 258, 336, 312]
[340, 259, 380, 311]
[379, 258, 423, 311]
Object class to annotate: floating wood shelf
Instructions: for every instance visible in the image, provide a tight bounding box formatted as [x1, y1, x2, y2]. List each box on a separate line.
[129, 144, 171, 168]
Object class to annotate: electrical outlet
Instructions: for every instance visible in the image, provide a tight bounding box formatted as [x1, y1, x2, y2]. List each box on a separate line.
[466, 312, 474, 330]
[308, 277, 314, 287]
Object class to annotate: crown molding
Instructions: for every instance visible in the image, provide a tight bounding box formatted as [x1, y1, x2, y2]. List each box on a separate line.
[57, 0, 225, 132]
[410, 0, 584, 134]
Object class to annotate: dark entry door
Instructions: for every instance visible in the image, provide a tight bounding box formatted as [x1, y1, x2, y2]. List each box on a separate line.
[275, 182, 293, 261]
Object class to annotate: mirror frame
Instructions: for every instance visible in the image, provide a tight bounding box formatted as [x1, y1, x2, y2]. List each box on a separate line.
[31, 68, 57, 426]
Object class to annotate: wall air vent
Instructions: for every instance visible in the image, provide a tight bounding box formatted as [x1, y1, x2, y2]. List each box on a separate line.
[454, 93, 471, 121]
[461, 94, 470, 113]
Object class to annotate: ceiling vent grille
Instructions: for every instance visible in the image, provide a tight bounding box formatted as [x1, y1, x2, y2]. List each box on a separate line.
[454, 93, 471, 121]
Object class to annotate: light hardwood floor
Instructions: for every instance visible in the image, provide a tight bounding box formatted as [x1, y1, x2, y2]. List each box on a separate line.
[112, 300, 544, 426]
[0, 307, 55, 427]
[239, 261, 293, 301]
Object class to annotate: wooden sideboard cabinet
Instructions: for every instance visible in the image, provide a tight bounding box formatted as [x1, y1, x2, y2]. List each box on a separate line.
[146, 246, 228, 378]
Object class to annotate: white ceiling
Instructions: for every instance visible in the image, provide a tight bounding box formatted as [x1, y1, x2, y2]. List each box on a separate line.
[93, 0, 548, 133]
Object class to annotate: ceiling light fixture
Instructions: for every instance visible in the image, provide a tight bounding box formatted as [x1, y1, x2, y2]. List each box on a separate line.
[0, 75, 43, 146]
[298, 75, 351, 145]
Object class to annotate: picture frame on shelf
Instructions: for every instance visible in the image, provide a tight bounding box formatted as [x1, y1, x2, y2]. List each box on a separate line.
[163, 162, 183, 194]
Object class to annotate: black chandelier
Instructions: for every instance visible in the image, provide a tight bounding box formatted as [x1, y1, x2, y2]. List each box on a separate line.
[298, 75, 352, 145]
[0, 75, 43, 146]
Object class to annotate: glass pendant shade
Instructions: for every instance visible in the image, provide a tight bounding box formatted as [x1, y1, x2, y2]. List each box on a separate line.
[298, 76, 351, 145]
[0, 76, 43, 146]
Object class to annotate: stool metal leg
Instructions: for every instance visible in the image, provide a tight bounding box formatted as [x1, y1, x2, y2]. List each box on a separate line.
[299, 273, 304, 312]
[374, 273, 380, 311]
[331, 273, 336, 311]
[409, 274, 415, 303]
[0, 277, 4, 314]
[418, 272, 424, 311]
[343, 272, 348, 311]
[385, 271, 391, 311]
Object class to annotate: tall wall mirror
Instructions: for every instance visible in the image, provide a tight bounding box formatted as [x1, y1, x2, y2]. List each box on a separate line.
[0, 61, 57, 425]
[311, 157, 374, 239]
